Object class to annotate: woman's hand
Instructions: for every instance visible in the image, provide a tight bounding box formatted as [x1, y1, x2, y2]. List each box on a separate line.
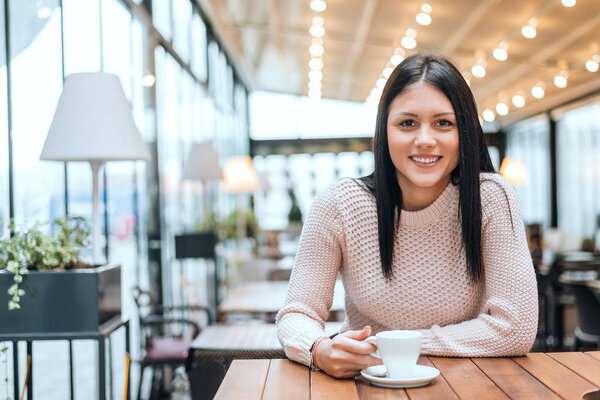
[314, 326, 379, 378]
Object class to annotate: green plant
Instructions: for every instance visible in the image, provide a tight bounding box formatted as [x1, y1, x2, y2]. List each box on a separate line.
[0, 216, 91, 310]
[287, 188, 303, 223]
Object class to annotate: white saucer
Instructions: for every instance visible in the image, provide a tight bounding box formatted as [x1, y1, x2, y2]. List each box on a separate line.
[360, 365, 440, 388]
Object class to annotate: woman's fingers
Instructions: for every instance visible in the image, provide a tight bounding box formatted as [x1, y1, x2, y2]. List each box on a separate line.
[333, 334, 377, 354]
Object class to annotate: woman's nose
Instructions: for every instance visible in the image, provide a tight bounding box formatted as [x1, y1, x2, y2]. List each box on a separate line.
[414, 127, 436, 147]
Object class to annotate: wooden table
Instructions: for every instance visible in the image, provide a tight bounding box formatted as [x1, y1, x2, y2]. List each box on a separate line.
[214, 352, 600, 399]
[218, 280, 345, 322]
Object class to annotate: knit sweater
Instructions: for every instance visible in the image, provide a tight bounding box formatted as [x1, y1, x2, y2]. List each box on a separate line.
[276, 172, 538, 367]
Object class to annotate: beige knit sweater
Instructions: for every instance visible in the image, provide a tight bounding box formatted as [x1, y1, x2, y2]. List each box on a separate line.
[276, 172, 538, 367]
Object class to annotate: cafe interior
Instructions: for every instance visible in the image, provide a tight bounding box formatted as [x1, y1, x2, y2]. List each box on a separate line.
[1, 0, 600, 398]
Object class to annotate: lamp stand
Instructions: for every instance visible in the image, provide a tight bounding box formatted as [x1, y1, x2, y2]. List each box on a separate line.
[90, 160, 105, 265]
[236, 194, 246, 240]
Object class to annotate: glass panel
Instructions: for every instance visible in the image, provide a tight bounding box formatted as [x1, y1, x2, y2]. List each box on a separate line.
[152, 0, 171, 41]
[62, 0, 100, 75]
[190, 12, 207, 80]
[172, 0, 191, 63]
[0, 0, 8, 235]
[10, 0, 64, 227]
[505, 115, 551, 230]
[102, 0, 131, 97]
[557, 102, 600, 237]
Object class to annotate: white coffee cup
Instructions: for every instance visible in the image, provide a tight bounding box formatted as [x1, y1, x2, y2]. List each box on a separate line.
[365, 330, 422, 379]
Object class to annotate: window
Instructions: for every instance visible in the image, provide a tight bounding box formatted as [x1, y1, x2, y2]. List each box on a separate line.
[505, 115, 551, 230]
[10, 0, 65, 227]
[62, 0, 100, 75]
[152, 0, 172, 41]
[556, 102, 600, 237]
[190, 12, 207, 81]
[172, 0, 191, 63]
[0, 0, 9, 235]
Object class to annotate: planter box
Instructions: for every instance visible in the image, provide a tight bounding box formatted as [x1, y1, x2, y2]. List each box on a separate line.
[0, 263, 121, 334]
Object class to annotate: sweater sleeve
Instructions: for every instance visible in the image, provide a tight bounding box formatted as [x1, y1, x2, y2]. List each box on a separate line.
[418, 175, 538, 357]
[276, 183, 344, 366]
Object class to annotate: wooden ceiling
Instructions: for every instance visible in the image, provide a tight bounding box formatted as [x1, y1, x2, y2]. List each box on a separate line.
[199, 0, 600, 126]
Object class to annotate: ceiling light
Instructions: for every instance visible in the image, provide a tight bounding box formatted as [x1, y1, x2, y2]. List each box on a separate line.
[416, 13, 431, 25]
[522, 25, 536, 39]
[482, 109, 496, 122]
[142, 73, 156, 87]
[308, 80, 322, 90]
[401, 37, 417, 50]
[37, 7, 52, 19]
[376, 78, 387, 89]
[406, 28, 417, 39]
[554, 71, 568, 88]
[512, 94, 525, 108]
[493, 47, 508, 61]
[496, 102, 509, 116]
[310, 0, 327, 12]
[309, 58, 324, 70]
[471, 64, 486, 78]
[309, 25, 325, 37]
[312, 16, 324, 26]
[308, 89, 321, 99]
[531, 83, 545, 99]
[382, 67, 393, 79]
[309, 70, 323, 81]
[421, 3, 432, 13]
[309, 44, 324, 57]
[561, 0, 576, 7]
[586, 58, 599, 72]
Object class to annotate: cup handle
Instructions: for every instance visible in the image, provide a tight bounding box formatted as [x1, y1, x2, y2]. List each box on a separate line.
[365, 335, 380, 358]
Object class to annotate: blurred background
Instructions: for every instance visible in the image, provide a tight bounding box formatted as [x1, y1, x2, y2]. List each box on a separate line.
[1, 0, 600, 399]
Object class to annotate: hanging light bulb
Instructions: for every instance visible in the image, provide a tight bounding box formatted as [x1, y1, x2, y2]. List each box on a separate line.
[416, 13, 432, 25]
[376, 78, 387, 88]
[421, 3, 432, 13]
[482, 109, 496, 122]
[309, 70, 323, 81]
[310, 0, 327, 12]
[531, 83, 545, 99]
[512, 93, 526, 108]
[401, 37, 417, 49]
[309, 17, 325, 38]
[496, 102, 509, 116]
[561, 0, 576, 7]
[382, 67, 394, 79]
[308, 80, 322, 90]
[309, 43, 324, 57]
[493, 42, 508, 61]
[522, 19, 537, 39]
[390, 48, 406, 66]
[554, 71, 568, 88]
[472, 58, 487, 78]
[142, 73, 156, 87]
[309, 58, 324, 70]
[585, 56, 599, 72]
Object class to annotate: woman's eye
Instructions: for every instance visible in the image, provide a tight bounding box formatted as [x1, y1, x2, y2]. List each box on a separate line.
[399, 119, 416, 128]
[436, 119, 455, 127]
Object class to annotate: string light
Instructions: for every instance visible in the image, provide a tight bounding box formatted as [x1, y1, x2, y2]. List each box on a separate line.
[482, 109, 496, 122]
[496, 102, 509, 116]
[585, 55, 599, 72]
[531, 83, 545, 99]
[522, 19, 537, 39]
[561, 0, 576, 7]
[310, 0, 327, 12]
[309, 58, 323, 70]
[512, 93, 526, 108]
[554, 71, 568, 88]
[416, 13, 431, 25]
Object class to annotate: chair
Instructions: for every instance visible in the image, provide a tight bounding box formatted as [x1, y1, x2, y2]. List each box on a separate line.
[567, 283, 600, 350]
[133, 286, 212, 400]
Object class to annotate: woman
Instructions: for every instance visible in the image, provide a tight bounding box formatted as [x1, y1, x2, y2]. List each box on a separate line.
[276, 51, 538, 378]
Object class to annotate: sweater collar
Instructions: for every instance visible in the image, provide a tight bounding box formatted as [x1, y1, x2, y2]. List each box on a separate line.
[399, 182, 458, 227]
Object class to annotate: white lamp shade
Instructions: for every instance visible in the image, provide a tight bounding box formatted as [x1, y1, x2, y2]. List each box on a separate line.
[221, 156, 260, 193]
[40, 72, 151, 162]
[499, 157, 528, 186]
[182, 142, 222, 181]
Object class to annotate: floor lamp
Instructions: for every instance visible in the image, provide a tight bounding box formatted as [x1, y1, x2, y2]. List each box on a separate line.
[40, 72, 151, 265]
[221, 156, 260, 240]
[181, 142, 223, 221]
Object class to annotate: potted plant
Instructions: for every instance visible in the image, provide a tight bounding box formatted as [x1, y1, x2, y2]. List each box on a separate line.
[0, 216, 121, 334]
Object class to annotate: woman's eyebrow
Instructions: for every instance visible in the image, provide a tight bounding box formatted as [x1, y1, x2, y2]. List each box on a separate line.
[390, 111, 455, 118]
[434, 112, 455, 117]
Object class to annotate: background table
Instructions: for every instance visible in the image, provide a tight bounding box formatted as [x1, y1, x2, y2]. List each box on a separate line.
[218, 280, 345, 322]
[215, 352, 600, 399]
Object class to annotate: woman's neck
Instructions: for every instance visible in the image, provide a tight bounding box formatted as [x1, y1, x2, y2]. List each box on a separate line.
[400, 179, 450, 211]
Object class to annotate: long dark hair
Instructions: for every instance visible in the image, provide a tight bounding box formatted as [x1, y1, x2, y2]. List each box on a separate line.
[359, 51, 495, 282]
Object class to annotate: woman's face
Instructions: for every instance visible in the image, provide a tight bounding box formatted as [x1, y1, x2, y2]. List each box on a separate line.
[386, 82, 460, 205]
